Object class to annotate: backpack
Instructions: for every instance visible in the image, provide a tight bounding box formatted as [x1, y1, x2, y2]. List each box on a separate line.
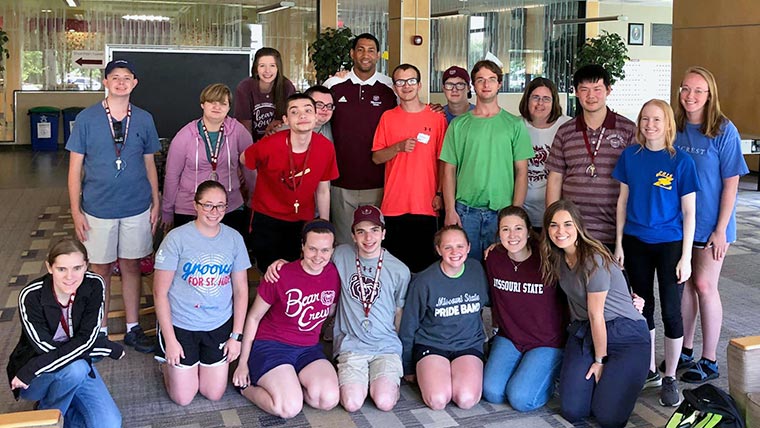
[666, 384, 745, 428]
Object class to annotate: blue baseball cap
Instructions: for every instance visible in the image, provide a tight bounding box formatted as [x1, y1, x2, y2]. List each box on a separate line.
[105, 59, 137, 78]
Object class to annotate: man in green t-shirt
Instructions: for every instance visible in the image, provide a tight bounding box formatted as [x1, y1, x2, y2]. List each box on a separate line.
[439, 60, 533, 260]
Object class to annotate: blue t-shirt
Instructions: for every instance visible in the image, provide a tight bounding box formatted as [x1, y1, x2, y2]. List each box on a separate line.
[66, 102, 161, 219]
[674, 121, 749, 242]
[613, 145, 700, 243]
[154, 222, 251, 331]
[443, 103, 475, 124]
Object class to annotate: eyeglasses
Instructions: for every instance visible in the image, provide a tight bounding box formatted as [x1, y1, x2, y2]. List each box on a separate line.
[195, 202, 228, 213]
[393, 78, 419, 87]
[443, 82, 467, 91]
[474, 76, 499, 85]
[679, 87, 709, 96]
[530, 95, 553, 104]
[315, 102, 335, 111]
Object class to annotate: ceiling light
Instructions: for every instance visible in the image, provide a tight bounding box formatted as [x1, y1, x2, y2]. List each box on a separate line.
[553, 15, 628, 25]
[431, 9, 470, 18]
[122, 15, 171, 22]
[64, 0, 80, 7]
[257, 1, 295, 15]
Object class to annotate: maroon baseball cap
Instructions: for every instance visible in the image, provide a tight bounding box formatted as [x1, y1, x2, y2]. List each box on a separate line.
[352, 205, 385, 229]
[442, 66, 470, 85]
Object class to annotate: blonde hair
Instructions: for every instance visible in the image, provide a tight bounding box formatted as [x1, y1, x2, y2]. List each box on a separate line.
[636, 99, 676, 156]
[675, 66, 727, 138]
[199, 83, 232, 105]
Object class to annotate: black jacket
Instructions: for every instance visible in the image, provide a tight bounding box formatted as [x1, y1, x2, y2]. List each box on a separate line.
[6, 272, 123, 397]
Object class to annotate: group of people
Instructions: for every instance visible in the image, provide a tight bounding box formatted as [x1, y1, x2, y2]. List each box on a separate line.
[5, 30, 748, 428]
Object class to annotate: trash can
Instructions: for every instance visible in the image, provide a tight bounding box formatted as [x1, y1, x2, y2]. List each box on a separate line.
[28, 106, 61, 151]
[62, 107, 85, 144]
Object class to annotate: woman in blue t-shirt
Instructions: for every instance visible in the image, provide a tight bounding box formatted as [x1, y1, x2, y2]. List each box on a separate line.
[613, 99, 699, 407]
[673, 67, 749, 383]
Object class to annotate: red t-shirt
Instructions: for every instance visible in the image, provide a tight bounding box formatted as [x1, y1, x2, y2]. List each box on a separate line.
[243, 130, 339, 221]
[255, 261, 340, 347]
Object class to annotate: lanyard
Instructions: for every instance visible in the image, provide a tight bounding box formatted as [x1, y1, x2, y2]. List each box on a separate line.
[581, 126, 606, 165]
[56, 294, 75, 338]
[201, 120, 225, 172]
[286, 136, 312, 214]
[355, 249, 385, 318]
[103, 100, 131, 161]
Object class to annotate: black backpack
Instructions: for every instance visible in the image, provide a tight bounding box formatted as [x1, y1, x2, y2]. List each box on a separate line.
[666, 384, 745, 428]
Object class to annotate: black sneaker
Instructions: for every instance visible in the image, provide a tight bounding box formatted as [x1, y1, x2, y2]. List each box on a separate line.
[124, 326, 156, 353]
[659, 376, 681, 407]
[658, 352, 695, 373]
[643, 370, 662, 389]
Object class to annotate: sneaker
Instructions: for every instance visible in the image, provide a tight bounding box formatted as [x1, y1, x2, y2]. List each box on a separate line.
[658, 352, 695, 373]
[681, 358, 719, 384]
[659, 376, 682, 407]
[124, 326, 156, 353]
[643, 370, 662, 389]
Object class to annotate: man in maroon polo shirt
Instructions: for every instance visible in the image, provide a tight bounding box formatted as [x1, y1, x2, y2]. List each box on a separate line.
[324, 33, 397, 244]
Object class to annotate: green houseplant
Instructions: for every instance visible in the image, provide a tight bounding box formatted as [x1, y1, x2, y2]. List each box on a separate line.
[310, 27, 354, 84]
[575, 30, 630, 85]
[0, 27, 9, 74]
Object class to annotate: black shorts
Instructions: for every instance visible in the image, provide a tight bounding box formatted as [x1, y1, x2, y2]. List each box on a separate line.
[412, 343, 484, 365]
[155, 317, 232, 367]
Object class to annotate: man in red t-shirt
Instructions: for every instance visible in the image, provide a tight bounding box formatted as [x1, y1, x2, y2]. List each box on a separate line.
[241, 94, 339, 270]
[371, 64, 447, 272]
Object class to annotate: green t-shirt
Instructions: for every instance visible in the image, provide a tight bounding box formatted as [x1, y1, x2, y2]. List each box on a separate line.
[439, 109, 534, 211]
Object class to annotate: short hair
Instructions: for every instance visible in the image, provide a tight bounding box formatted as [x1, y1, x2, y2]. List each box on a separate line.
[47, 238, 88, 266]
[285, 93, 316, 110]
[200, 83, 232, 105]
[301, 219, 336, 245]
[194, 180, 227, 203]
[518, 77, 562, 124]
[471, 60, 503, 84]
[305, 85, 333, 100]
[392, 63, 421, 81]
[573, 64, 611, 89]
[636, 99, 677, 156]
[352, 33, 380, 51]
[674, 66, 727, 138]
[434, 224, 470, 248]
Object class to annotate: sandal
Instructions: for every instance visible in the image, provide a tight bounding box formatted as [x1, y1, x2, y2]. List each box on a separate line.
[680, 358, 719, 384]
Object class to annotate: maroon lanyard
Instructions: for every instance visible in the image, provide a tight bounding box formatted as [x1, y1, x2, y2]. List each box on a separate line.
[355, 249, 384, 318]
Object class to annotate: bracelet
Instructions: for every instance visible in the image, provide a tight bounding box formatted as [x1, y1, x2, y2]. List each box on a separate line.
[229, 332, 243, 342]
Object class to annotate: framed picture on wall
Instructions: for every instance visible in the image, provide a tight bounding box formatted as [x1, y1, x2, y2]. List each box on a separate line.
[628, 23, 644, 45]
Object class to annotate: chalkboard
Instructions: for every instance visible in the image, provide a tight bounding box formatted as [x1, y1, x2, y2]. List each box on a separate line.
[110, 49, 251, 139]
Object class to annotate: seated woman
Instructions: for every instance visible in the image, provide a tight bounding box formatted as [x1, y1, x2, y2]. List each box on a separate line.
[232, 219, 340, 419]
[542, 200, 650, 428]
[153, 180, 250, 406]
[482, 206, 567, 411]
[399, 225, 489, 410]
[7, 238, 124, 428]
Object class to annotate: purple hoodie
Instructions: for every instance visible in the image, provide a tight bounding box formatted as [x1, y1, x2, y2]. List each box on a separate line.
[162, 116, 253, 222]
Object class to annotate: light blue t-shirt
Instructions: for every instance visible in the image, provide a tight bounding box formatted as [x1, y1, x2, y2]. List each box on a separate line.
[154, 222, 251, 331]
[613, 145, 700, 244]
[674, 120, 749, 242]
[443, 103, 475, 124]
[66, 102, 160, 219]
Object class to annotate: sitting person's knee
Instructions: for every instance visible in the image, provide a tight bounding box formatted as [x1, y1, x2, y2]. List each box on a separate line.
[424, 392, 451, 410]
[453, 390, 480, 409]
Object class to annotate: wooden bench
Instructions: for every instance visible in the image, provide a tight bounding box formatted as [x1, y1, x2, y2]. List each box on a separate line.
[0, 409, 62, 428]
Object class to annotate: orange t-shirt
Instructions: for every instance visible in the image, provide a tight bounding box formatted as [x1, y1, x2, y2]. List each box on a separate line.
[371, 105, 447, 216]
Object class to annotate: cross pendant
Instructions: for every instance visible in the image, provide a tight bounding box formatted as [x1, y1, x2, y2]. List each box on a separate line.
[294, 200, 300, 214]
[115, 158, 122, 170]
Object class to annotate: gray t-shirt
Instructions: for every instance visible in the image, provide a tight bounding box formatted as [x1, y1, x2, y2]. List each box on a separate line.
[154, 222, 251, 331]
[332, 244, 411, 357]
[559, 254, 644, 322]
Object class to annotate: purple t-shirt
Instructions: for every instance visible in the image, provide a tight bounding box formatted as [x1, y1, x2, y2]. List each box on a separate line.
[234, 77, 296, 142]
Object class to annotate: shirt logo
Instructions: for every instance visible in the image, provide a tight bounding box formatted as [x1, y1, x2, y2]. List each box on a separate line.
[338, 96, 348, 103]
[607, 133, 624, 149]
[370, 95, 382, 107]
[653, 171, 674, 190]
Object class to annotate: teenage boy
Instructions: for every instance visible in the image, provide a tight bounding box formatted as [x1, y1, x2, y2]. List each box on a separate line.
[440, 60, 533, 260]
[371, 64, 447, 272]
[66, 59, 160, 353]
[305, 85, 335, 141]
[545, 64, 637, 247]
[441, 66, 474, 124]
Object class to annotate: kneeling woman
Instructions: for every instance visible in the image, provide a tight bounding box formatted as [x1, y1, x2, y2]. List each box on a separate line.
[153, 180, 251, 405]
[542, 200, 649, 428]
[399, 225, 490, 410]
[233, 220, 340, 418]
[8, 238, 124, 428]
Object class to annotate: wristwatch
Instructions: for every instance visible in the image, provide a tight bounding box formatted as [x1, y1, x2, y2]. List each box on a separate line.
[229, 332, 243, 342]
[594, 355, 609, 365]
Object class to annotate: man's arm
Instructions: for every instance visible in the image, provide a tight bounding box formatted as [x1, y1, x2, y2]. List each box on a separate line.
[316, 181, 330, 221]
[372, 138, 416, 164]
[144, 154, 160, 235]
[545, 171, 564, 207]
[68, 152, 89, 241]
[442, 162, 461, 226]
[511, 159, 528, 206]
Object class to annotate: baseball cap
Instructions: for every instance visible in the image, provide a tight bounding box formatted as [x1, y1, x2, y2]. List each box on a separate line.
[352, 205, 385, 229]
[105, 59, 137, 78]
[442, 66, 470, 85]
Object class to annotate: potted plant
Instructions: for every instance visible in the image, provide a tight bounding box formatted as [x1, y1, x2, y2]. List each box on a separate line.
[575, 30, 630, 85]
[310, 26, 354, 84]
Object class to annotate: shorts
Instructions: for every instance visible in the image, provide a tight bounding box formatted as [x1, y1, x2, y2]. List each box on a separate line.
[247, 340, 326, 386]
[155, 318, 232, 368]
[337, 352, 403, 387]
[693, 241, 713, 249]
[83, 208, 153, 264]
[412, 343, 484, 365]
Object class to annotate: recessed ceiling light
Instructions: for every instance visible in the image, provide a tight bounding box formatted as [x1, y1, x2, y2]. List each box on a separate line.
[122, 15, 171, 22]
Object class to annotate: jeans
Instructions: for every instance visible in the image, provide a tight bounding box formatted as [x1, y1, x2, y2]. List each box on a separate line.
[455, 202, 497, 261]
[20, 359, 122, 428]
[483, 335, 563, 411]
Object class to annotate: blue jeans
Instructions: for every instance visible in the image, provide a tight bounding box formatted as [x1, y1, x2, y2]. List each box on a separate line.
[20, 359, 121, 428]
[455, 202, 497, 261]
[483, 335, 563, 411]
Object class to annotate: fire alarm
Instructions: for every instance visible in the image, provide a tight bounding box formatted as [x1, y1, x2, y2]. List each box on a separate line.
[412, 35, 423, 46]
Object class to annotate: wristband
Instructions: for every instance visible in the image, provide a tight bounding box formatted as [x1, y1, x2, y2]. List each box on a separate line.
[594, 355, 608, 365]
[230, 332, 243, 342]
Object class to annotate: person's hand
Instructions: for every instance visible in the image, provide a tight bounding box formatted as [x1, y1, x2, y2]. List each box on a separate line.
[707, 229, 729, 261]
[483, 243, 499, 260]
[223, 338, 241, 363]
[150, 204, 160, 235]
[10, 376, 28, 390]
[233, 365, 251, 389]
[161, 219, 173, 234]
[164, 337, 185, 366]
[676, 257, 692, 284]
[403, 374, 417, 384]
[72, 210, 90, 242]
[332, 70, 349, 79]
[585, 362, 604, 383]
[432, 194, 443, 211]
[263, 259, 288, 283]
[614, 245, 624, 266]
[631, 292, 645, 314]
[264, 120, 284, 136]
[428, 103, 444, 114]
[396, 138, 416, 153]
[444, 210, 462, 227]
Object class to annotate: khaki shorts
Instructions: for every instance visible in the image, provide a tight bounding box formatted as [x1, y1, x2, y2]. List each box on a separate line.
[83, 208, 153, 264]
[337, 352, 403, 387]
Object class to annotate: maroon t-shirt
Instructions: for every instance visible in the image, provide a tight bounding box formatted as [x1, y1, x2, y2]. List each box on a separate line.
[485, 244, 568, 352]
[234, 77, 296, 142]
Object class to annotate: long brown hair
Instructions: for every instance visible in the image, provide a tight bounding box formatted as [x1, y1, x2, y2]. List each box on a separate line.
[252, 47, 291, 119]
[674, 66, 727, 138]
[47, 238, 88, 266]
[636, 99, 676, 156]
[540, 200, 615, 286]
